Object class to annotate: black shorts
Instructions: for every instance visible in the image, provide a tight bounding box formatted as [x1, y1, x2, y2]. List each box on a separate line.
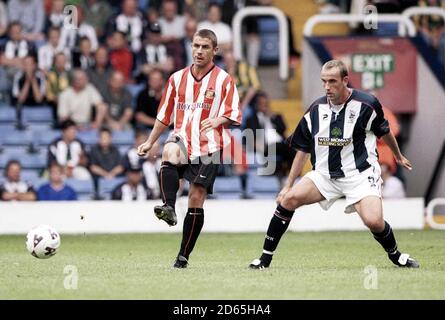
[167, 136, 221, 194]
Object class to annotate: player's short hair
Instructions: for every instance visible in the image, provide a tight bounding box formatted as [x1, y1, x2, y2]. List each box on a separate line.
[4, 159, 21, 176]
[193, 29, 218, 48]
[322, 60, 349, 78]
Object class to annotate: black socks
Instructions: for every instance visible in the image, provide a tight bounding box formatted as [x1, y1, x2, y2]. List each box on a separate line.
[179, 208, 205, 260]
[372, 220, 399, 258]
[261, 205, 295, 264]
[160, 161, 179, 208]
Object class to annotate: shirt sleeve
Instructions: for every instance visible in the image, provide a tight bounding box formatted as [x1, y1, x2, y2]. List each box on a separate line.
[156, 76, 176, 126]
[218, 76, 241, 126]
[369, 98, 390, 138]
[89, 84, 103, 105]
[285, 116, 312, 153]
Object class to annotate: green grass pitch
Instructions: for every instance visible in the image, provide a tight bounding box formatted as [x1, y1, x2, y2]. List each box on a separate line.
[1, 230, 444, 299]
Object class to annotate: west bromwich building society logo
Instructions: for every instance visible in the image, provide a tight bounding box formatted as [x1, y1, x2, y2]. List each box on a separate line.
[352, 54, 394, 90]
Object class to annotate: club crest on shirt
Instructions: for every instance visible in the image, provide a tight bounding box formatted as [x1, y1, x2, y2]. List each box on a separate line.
[331, 127, 342, 137]
[348, 110, 356, 123]
[205, 89, 215, 99]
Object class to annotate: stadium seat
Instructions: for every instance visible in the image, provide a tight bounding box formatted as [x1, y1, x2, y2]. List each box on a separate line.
[247, 173, 280, 194]
[0, 107, 16, 122]
[213, 176, 242, 193]
[258, 17, 280, 64]
[22, 106, 53, 123]
[98, 177, 126, 199]
[36, 130, 61, 145]
[112, 130, 135, 145]
[21, 169, 41, 182]
[65, 178, 94, 199]
[1, 130, 34, 146]
[77, 130, 99, 145]
[19, 151, 47, 169]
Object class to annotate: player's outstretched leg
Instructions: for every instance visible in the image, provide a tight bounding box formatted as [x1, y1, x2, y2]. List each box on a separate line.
[249, 204, 294, 269]
[173, 208, 205, 268]
[372, 220, 419, 268]
[155, 161, 179, 226]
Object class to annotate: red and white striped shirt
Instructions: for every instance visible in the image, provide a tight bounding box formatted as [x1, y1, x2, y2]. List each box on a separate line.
[157, 64, 241, 159]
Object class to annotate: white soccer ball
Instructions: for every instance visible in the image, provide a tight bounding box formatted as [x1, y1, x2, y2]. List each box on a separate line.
[26, 225, 61, 259]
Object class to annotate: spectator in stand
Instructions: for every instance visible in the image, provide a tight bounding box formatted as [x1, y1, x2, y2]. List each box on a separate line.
[377, 105, 401, 175]
[381, 162, 406, 199]
[136, 22, 174, 83]
[89, 127, 124, 196]
[0, 22, 36, 72]
[108, 31, 134, 82]
[134, 68, 164, 131]
[111, 167, 152, 201]
[0, 160, 37, 201]
[180, 17, 198, 69]
[87, 46, 114, 99]
[121, 129, 149, 171]
[0, 1, 8, 39]
[81, 0, 113, 40]
[158, 0, 186, 43]
[58, 69, 107, 130]
[197, 3, 233, 57]
[46, 52, 70, 127]
[37, 163, 78, 201]
[7, 0, 45, 42]
[71, 37, 95, 70]
[12, 55, 45, 106]
[105, 0, 144, 53]
[59, 6, 99, 52]
[48, 119, 91, 180]
[38, 27, 70, 73]
[245, 91, 295, 187]
[44, 0, 65, 32]
[103, 71, 134, 131]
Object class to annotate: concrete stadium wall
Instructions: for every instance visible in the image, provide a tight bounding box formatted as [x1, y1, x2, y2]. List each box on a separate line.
[404, 56, 445, 198]
[0, 199, 424, 234]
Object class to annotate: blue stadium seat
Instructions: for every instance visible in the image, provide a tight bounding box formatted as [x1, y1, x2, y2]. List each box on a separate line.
[22, 106, 53, 123]
[21, 169, 41, 183]
[258, 17, 280, 64]
[36, 130, 61, 145]
[112, 130, 135, 145]
[77, 129, 99, 145]
[65, 178, 94, 199]
[247, 173, 280, 194]
[98, 177, 126, 199]
[0, 107, 16, 122]
[213, 176, 242, 193]
[1, 129, 34, 146]
[19, 150, 47, 169]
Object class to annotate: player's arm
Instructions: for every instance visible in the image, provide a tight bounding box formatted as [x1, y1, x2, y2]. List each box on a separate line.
[200, 116, 233, 133]
[381, 131, 412, 171]
[137, 119, 169, 156]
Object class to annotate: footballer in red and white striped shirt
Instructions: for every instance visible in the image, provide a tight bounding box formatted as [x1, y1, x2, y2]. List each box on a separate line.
[137, 29, 242, 268]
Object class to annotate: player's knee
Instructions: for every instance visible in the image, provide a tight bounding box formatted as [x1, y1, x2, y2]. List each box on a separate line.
[363, 216, 384, 232]
[162, 144, 180, 163]
[281, 192, 303, 210]
[189, 187, 206, 205]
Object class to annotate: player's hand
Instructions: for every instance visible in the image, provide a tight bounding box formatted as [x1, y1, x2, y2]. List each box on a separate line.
[276, 185, 292, 204]
[200, 118, 220, 133]
[396, 155, 413, 171]
[137, 141, 152, 156]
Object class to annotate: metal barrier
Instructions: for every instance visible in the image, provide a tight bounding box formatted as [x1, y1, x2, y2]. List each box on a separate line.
[403, 6, 445, 25]
[303, 13, 416, 37]
[232, 6, 289, 80]
[426, 198, 445, 230]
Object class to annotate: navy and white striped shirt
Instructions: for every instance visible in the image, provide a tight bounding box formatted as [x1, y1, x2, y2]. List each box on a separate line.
[287, 89, 390, 179]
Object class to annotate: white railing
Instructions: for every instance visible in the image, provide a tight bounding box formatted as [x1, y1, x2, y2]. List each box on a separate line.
[232, 6, 289, 80]
[426, 198, 445, 230]
[303, 14, 416, 37]
[403, 6, 445, 25]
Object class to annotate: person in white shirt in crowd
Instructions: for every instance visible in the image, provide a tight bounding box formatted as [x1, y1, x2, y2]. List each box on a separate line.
[111, 167, 152, 201]
[44, 0, 65, 31]
[0, 160, 37, 201]
[197, 3, 233, 56]
[0, 22, 35, 72]
[12, 55, 45, 106]
[7, 0, 45, 42]
[48, 119, 91, 180]
[59, 5, 98, 52]
[38, 27, 70, 73]
[57, 69, 107, 130]
[158, 0, 186, 43]
[106, 0, 144, 53]
[381, 162, 406, 198]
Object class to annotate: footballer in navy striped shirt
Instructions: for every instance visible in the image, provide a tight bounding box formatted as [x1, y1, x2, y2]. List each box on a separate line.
[249, 60, 419, 270]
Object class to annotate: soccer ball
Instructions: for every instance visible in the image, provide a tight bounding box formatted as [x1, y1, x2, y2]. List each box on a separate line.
[26, 225, 61, 259]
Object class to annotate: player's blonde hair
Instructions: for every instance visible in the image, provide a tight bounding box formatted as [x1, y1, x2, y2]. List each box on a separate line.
[322, 60, 349, 78]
